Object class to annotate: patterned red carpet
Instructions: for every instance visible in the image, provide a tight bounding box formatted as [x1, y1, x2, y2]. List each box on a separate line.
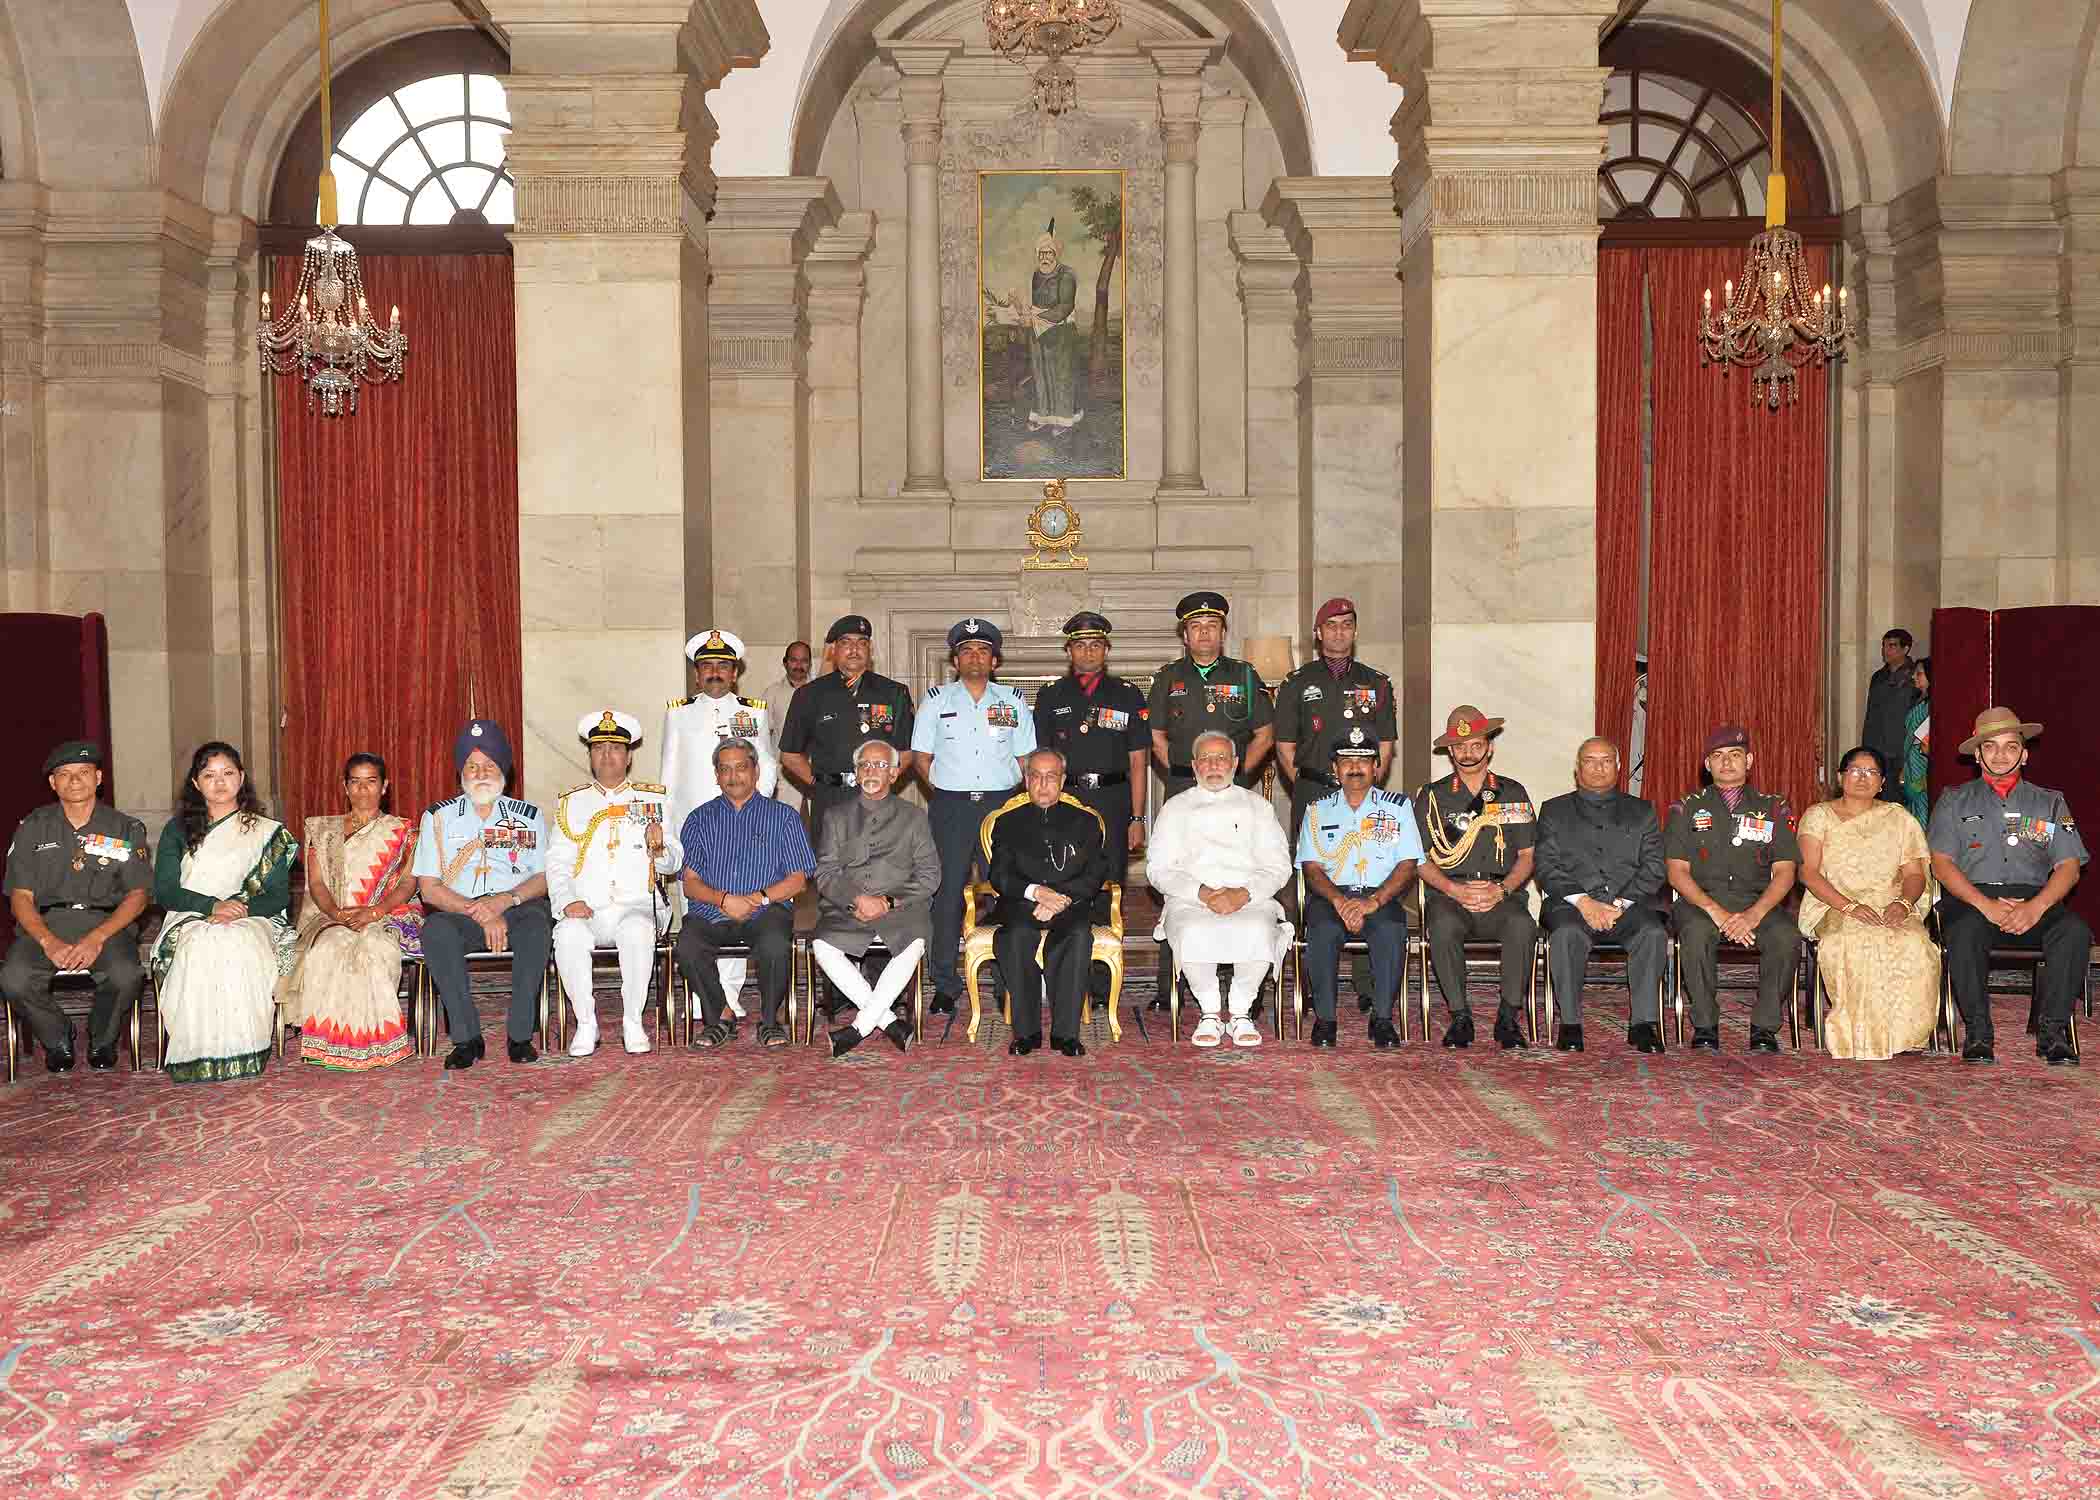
[4, 995, 2100, 1499]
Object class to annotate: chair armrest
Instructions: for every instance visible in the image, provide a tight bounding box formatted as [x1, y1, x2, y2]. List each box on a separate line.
[1107, 881, 1123, 937]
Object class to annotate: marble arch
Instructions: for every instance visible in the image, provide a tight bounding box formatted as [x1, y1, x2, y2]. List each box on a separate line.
[1947, 0, 2090, 175]
[0, 0, 151, 187]
[0, 5, 37, 183]
[788, 0, 1316, 179]
[1639, 0, 1943, 208]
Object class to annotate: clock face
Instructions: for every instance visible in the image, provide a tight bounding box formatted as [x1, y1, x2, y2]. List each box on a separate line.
[1039, 505, 1070, 540]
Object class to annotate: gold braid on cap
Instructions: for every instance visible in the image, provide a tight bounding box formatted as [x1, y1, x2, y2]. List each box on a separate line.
[1425, 789, 1506, 872]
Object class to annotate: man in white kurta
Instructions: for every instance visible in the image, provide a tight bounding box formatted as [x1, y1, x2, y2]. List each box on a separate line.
[662, 628, 777, 1011]
[1148, 731, 1293, 1047]
[550, 709, 681, 1056]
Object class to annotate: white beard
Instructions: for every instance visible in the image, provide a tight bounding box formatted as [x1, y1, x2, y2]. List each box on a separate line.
[464, 782, 502, 809]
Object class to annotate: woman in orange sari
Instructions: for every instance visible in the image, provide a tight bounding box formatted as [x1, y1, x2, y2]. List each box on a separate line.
[282, 753, 422, 1070]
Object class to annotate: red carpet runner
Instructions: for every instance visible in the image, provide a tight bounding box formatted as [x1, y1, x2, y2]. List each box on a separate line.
[3, 996, 2099, 1496]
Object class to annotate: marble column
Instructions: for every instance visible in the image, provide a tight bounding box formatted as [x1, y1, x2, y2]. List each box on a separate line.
[2055, 168, 2100, 604]
[1260, 180, 1407, 712]
[805, 212, 875, 634]
[1341, 0, 1612, 802]
[1145, 41, 1219, 494]
[1230, 209, 1304, 504]
[707, 177, 839, 671]
[497, 0, 766, 803]
[881, 40, 961, 498]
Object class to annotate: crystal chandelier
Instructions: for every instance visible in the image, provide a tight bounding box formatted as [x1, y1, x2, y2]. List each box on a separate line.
[1697, 0, 1852, 409]
[982, 0, 1123, 115]
[257, 0, 406, 416]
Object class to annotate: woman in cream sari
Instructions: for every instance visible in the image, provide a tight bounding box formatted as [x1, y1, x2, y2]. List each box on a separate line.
[152, 742, 299, 1084]
[1796, 745, 1940, 1059]
[282, 752, 421, 1070]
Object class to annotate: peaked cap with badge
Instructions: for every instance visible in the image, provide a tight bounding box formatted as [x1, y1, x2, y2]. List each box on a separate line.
[579, 708, 643, 747]
[947, 617, 1003, 655]
[686, 628, 746, 665]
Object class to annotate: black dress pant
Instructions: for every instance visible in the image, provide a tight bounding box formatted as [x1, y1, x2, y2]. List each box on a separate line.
[997, 917, 1090, 1042]
[928, 789, 1005, 999]
[422, 899, 553, 1046]
[1543, 899, 1666, 1027]
[1674, 899, 1799, 1032]
[1303, 891, 1407, 1023]
[1938, 883, 2094, 1044]
[1423, 889, 1537, 1018]
[1, 911, 143, 1053]
[677, 904, 794, 1029]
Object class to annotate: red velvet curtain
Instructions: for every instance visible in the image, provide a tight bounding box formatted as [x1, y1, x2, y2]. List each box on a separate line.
[274, 254, 522, 832]
[1640, 244, 1829, 816]
[1595, 249, 1646, 780]
[1926, 607, 1990, 801]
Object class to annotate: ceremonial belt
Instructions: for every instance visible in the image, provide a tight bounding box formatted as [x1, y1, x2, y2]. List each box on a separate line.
[40, 903, 113, 914]
[1072, 772, 1129, 789]
[1297, 768, 1337, 789]
[931, 787, 1009, 803]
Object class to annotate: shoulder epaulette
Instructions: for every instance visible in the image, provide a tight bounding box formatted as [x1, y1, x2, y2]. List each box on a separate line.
[503, 797, 540, 819]
[738, 695, 765, 710]
[559, 782, 592, 802]
[667, 695, 694, 709]
[426, 795, 464, 817]
[1375, 789, 1410, 806]
[630, 781, 666, 794]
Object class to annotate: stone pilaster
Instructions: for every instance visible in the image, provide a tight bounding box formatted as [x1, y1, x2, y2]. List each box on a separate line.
[707, 177, 840, 674]
[1341, 0, 1612, 801]
[805, 212, 874, 637]
[1261, 179, 1407, 725]
[879, 38, 961, 498]
[1143, 40, 1221, 494]
[496, 0, 767, 803]
[2055, 168, 2100, 604]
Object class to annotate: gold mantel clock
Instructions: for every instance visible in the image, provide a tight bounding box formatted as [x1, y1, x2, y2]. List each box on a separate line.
[1024, 479, 1088, 570]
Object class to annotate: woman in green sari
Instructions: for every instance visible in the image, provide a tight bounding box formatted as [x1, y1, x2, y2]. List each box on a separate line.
[152, 742, 298, 1083]
[1901, 656, 1931, 825]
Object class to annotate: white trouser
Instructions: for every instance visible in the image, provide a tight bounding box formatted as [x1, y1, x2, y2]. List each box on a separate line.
[716, 957, 748, 1016]
[812, 938, 925, 1037]
[1181, 960, 1267, 1020]
[553, 902, 657, 1030]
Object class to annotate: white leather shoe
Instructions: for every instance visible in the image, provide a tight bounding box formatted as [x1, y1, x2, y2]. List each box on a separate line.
[623, 1021, 653, 1055]
[1191, 1016, 1225, 1048]
[1229, 1016, 1263, 1048]
[566, 1021, 598, 1058]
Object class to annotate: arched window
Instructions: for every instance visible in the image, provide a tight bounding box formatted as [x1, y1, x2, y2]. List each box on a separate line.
[330, 73, 512, 226]
[1601, 70, 1769, 221]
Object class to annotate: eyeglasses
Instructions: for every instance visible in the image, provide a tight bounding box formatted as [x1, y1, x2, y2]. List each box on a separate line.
[1841, 765, 1881, 778]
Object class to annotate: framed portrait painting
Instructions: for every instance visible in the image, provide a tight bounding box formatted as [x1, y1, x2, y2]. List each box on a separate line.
[979, 168, 1127, 481]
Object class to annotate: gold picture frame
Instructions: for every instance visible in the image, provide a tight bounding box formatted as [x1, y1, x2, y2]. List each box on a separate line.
[978, 167, 1128, 481]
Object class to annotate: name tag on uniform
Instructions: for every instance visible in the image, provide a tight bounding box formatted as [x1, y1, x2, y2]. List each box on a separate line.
[79, 834, 131, 862]
[1300, 684, 1324, 702]
[987, 703, 1020, 729]
[1735, 814, 1774, 844]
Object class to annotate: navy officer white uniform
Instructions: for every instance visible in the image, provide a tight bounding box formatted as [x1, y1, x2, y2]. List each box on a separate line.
[661, 627, 775, 1011]
[911, 618, 1038, 1013]
[550, 709, 680, 1057]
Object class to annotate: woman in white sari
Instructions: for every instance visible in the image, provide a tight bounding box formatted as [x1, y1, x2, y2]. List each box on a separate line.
[152, 742, 299, 1084]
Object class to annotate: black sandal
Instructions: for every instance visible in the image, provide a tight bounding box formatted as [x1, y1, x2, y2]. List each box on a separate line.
[759, 1023, 789, 1048]
[696, 1020, 736, 1049]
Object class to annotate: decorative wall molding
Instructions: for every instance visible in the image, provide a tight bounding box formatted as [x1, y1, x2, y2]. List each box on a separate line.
[1944, 329, 2062, 369]
[38, 340, 208, 390]
[938, 108, 1166, 395]
[1309, 333, 1404, 375]
[513, 174, 691, 235]
[1429, 170, 1597, 230]
[709, 333, 799, 375]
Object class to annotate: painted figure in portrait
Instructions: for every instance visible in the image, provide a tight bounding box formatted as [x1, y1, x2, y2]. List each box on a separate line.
[981, 169, 1126, 480]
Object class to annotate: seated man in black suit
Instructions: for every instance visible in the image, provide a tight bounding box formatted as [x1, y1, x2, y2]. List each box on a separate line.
[984, 749, 1107, 1057]
[1535, 737, 1667, 1054]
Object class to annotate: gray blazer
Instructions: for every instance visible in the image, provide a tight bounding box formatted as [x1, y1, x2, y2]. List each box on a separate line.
[813, 794, 940, 956]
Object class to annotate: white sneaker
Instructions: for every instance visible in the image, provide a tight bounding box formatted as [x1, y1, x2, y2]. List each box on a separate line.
[1191, 1016, 1225, 1048]
[566, 1020, 598, 1058]
[1229, 1016, 1263, 1048]
[623, 1021, 652, 1055]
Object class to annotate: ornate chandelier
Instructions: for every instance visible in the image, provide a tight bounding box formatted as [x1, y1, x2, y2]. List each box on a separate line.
[1697, 0, 1851, 409]
[982, 0, 1123, 115]
[257, 0, 406, 416]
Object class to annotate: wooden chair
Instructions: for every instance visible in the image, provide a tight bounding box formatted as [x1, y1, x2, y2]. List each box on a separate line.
[806, 935, 928, 1046]
[5, 968, 164, 1080]
[1405, 884, 1542, 1043]
[1286, 872, 1413, 1041]
[416, 953, 557, 1057]
[1540, 900, 1679, 1044]
[1936, 940, 2088, 1059]
[963, 880, 1124, 1043]
[664, 929, 806, 1047]
[1665, 901, 1808, 1050]
[546, 933, 681, 1050]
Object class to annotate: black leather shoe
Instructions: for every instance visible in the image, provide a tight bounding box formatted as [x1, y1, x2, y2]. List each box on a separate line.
[46, 1045, 76, 1074]
[507, 1038, 539, 1065]
[829, 1025, 864, 1058]
[1628, 1022, 1663, 1055]
[1493, 1008, 1528, 1049]
[444, 1037, 484, 1070]
[1962, 1038, 1996, 1064]
[88, 1042, 118, 1071]
[1309, 1018, 1338, 1048]
[1369, 1017, 1400, 1050]
[1690, 1027, 1721, 1052]
[1147, 993, 1170, 1013]
[2044, 1040, 2080, 1066]
[1748, 1028, 1781, 1055]
[1356, 991, 1374, 1014]
[1051, 1035, 1086, 1058]
[1555, 1025, 1584, 1053]
[1008, 1033, 1041, 1057]
[1442, 1012, 1475, 1049]
[928, 994, 957, 1017]
[883, 1018, 912, 1053]
[2027, 996, 2043, 1035]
